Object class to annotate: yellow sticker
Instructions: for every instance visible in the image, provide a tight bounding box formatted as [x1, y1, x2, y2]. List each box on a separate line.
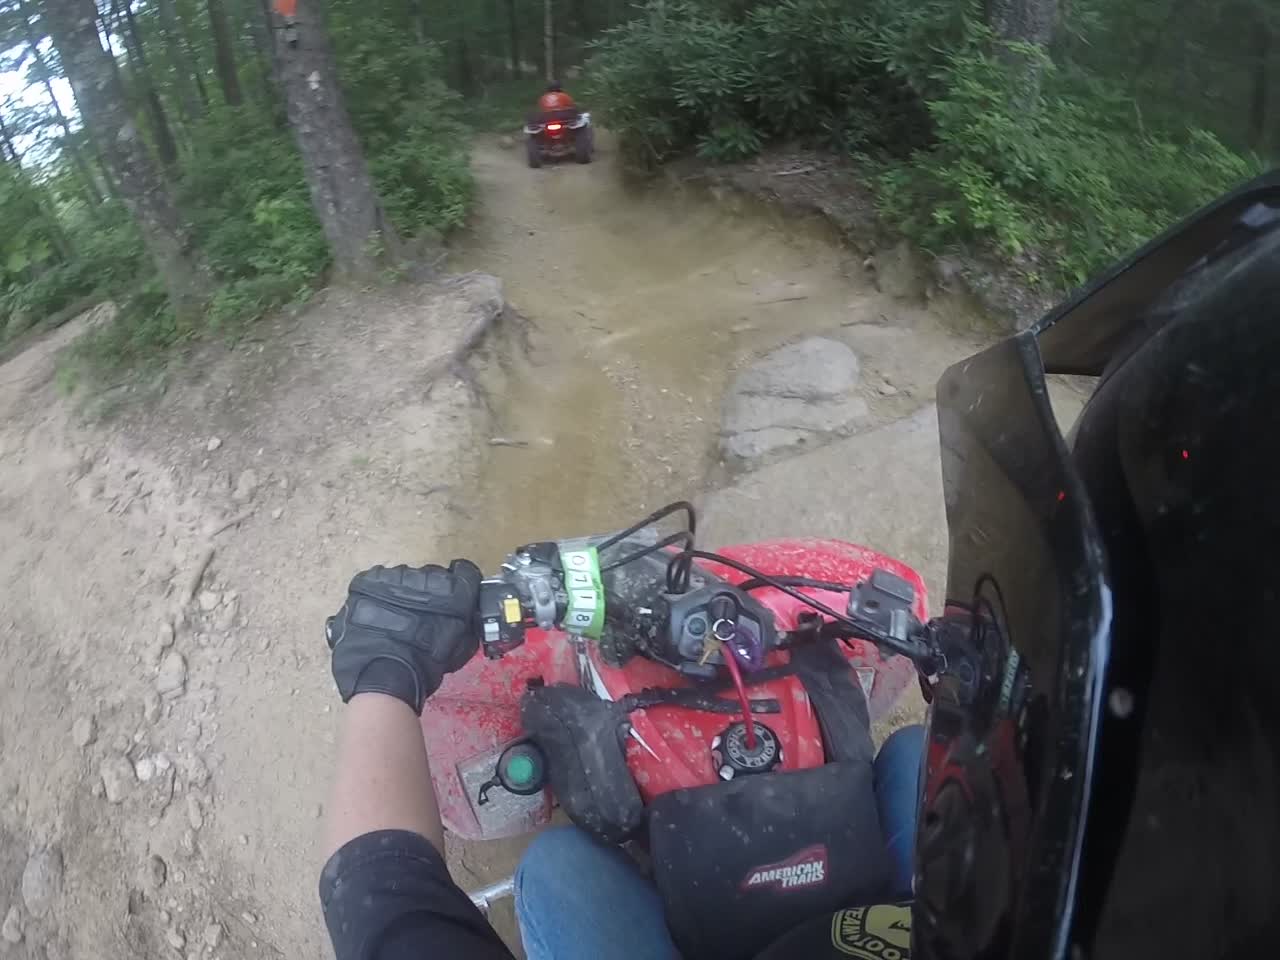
[503, 597, 521, 623]
[831, 905, 911, 959]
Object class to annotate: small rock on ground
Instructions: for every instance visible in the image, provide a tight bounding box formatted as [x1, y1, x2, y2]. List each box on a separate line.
[155, 651, 187, 699]
[100, 755, 136, 804]
[71, 714, 96, 748]
[21, 847, 63, 917]
[231, 469, 259, 503]
[144, 855, 168, 892]
[186, 795, 204, 831]
[206, 437, 222, 453]
[1, 905, 21, 944]
[203, 923, 224, 950]
[197, 590, 221, 613]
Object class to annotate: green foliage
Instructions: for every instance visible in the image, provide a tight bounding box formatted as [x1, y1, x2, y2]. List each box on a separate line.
[589, 0, 1264, 289]
[179, 111, 329, 290]
[588, 0, 937, 165]
[328, 2, 474, 237]
[4, 0, 481, 376]
[0, 183, 144, 340]
[878, 46, 1261, 285]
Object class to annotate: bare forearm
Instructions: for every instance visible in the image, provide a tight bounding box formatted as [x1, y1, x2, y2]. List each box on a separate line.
[324, 693, 445, 859]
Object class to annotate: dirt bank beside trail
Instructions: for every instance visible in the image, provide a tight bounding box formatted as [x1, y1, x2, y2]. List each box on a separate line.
[0, 277, 506, 960]
[0, 132, 1081, 960]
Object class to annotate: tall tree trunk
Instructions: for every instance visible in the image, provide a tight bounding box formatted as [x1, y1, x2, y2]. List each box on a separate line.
[177, 0, 214, 108]
[406, 0, 427, 43]
[155, 0, 207, 121]
[111, 0, 182, 167]
[206, 0, 244, 106]
[0, 112, 21, 166]
[239, 0, 279, 108]
[1250, 16, 1271, 150]
[14, 0, 105, 204]
[506, 0, 519, 77]
[44, 0, 211, 320]
[986, 0, 1058, 104]
[455, 32, 476, 95]
[543, 0, 555, 82]
[268, 0, 402, 278]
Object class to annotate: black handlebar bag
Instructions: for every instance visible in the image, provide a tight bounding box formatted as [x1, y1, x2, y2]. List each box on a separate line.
[648, 760, 892, 960]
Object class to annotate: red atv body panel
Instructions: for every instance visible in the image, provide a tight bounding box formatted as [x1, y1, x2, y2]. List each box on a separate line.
[422, 538, 927, 840]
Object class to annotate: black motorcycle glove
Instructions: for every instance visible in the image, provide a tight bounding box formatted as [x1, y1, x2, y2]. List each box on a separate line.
[326, 560, 482, 715]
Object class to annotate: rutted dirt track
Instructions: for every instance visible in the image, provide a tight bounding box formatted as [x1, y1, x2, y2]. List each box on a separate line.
[0, 134, 1059, 959]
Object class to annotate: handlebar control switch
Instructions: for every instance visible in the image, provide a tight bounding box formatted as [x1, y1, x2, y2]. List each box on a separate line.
[848, 569, 917, 646]
[479, 580, 528, 659]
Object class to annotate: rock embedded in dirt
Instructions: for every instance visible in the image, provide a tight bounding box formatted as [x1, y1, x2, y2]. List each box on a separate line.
[203, 923, 224, 950]
[143, 692, 162, 724]
[186, 795, 203, 831]
[144, 855, 168, 892]
[21, 848, 63, 917]
[270, 507, 284, 521]
[155, 651, 188, 699]
[71, 715, 97, 748]
[134, 756, 156, 783]
[197, 591, 221, 613]
[231, 469, 259, 503]
[1, 905, 22, 944]
[183, 755, 210, 789]
[165, 928, 186, 950]
[100, 756, 136, 804]
[206, 437, 222, 453]
[872, 240, 929, 301]
[721, 338, 869, 463]
[212, 598, 238, 633]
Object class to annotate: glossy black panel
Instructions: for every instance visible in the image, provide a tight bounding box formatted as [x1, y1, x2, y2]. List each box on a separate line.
[917, 334, 1111, 960]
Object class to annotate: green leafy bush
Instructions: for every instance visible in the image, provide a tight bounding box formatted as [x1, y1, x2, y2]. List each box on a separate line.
[878, 49, 1261, 284]
[589, 0, 1262, 290]
[1, 188, 144, 341]
[588, 0, 935, 165]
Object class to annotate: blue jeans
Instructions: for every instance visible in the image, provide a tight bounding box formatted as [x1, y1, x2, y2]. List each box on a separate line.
[514, 724, 925, 960]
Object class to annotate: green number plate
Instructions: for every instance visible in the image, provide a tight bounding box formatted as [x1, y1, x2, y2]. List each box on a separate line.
[558, 542, 604, 639]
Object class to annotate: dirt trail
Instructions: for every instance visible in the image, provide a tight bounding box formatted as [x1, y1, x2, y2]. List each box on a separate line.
[448, 135, 992, 568]
[0, 133, 1028, 960]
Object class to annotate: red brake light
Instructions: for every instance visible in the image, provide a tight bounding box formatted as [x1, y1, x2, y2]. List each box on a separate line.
[547, 123, 563, 132]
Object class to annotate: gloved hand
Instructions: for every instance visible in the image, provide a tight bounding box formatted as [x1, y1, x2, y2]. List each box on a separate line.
[326, 560, 482, 714]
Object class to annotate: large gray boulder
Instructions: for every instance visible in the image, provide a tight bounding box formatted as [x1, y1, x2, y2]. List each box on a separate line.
[721, 338, 868, 463]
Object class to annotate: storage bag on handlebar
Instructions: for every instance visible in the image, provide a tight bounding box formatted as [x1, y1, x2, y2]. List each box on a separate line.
[520, 684, 644, 844]
[649, 761, 892, 960]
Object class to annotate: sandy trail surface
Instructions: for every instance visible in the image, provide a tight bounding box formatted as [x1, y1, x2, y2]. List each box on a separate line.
[0, 135, 1083, 958]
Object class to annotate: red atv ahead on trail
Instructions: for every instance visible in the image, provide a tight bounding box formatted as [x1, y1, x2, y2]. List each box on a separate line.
[524, 87, 595, 168]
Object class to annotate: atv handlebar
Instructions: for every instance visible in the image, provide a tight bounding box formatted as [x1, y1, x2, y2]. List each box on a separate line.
[474, 537, 939, 672]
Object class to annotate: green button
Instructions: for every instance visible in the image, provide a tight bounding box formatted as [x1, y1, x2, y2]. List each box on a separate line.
[507, 755, 536, 785]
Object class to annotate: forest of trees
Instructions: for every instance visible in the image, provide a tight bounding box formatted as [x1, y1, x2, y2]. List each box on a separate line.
[590, 0, 1275, 287]
[0, 0, 619, 367]
[0, 0, 1274, 370]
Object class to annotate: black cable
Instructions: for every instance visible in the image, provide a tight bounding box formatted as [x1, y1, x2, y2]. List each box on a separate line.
[595, 501, 697, 553]
[737, 576, 852, 593]
[599, 532, 694, 573]
[677, 549, 926, 660]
